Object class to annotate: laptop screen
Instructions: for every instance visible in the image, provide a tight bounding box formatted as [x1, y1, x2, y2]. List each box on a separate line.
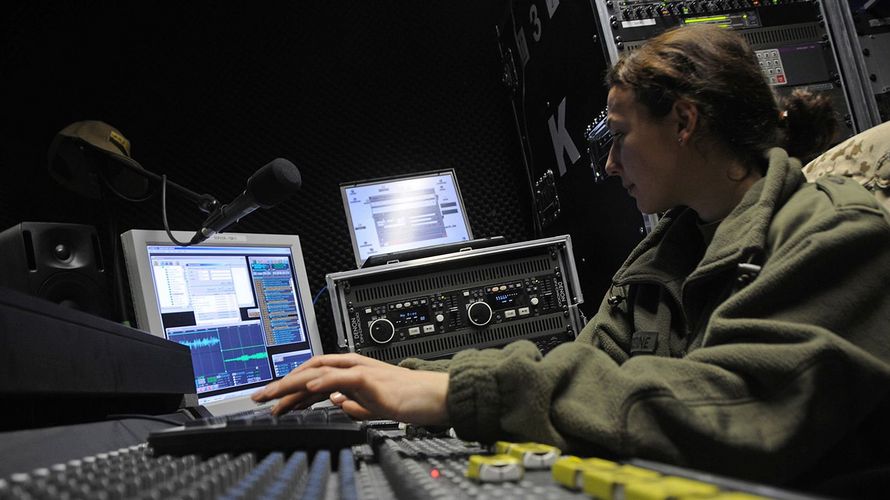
[340, 169, 473, 267]
[120, 230, 323, 413]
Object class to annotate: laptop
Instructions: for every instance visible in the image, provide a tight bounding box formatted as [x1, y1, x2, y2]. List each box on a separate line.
[339, 169, 478, 268]
[120, 230, 325, 417]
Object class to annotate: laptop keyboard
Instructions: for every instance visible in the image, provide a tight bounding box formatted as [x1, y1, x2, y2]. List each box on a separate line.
[148, 406, 367, 456]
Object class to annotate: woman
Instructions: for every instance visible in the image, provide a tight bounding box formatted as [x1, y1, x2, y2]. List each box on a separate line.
[254, 25, 890, 491]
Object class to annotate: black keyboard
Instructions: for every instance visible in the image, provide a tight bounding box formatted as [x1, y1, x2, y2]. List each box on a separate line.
[148, 406, 366, 457]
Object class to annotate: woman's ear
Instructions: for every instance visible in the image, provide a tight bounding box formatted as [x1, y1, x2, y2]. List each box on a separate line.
[673, 99, 699, 145]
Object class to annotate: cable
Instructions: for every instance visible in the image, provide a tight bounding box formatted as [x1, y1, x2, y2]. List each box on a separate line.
[97, 184, 130, 325]
[312, 285, 328, 305]
[161, 174, 192, 246]
[105, 414, 183, 426]
[107, 200, 130, 326]
[505, 5, 540, 237]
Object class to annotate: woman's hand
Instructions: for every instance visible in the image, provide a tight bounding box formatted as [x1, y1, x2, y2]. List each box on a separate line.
[251, 353, 450, 426]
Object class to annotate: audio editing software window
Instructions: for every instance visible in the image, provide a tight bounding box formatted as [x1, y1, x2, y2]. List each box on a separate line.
[369, 189, 448, 246]
[147, 245, 313, 395]
[341, 170, 473, 267]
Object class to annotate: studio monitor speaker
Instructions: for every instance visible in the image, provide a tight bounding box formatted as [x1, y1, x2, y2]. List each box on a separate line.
[0, 222, 112, 319]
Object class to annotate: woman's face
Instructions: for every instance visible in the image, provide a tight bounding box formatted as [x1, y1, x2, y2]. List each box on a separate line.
[604, 85, 685, 214]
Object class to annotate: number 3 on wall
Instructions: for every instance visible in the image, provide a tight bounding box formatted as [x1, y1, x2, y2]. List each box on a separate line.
[530, 4, 542, 42]
[529, 1, 560, 43]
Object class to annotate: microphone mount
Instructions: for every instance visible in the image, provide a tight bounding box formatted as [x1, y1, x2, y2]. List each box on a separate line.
[114, 155, 220, 215]
[48, 122, 300, 249]
[48, 121, 221, 215]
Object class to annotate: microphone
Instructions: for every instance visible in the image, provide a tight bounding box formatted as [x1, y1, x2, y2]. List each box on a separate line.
[190, 158, 301, 245]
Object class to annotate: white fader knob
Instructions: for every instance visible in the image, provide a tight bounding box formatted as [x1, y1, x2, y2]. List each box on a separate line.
[368, 318, 396, 344]
[467, 301, 493, 327]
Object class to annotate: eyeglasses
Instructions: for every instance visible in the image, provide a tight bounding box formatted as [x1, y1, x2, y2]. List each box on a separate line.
[584, 107, 611, 183]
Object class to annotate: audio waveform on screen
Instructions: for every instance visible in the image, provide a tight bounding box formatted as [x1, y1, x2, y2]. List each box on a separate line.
[168, 323, 273, 392]
[178, 336, 222, 350]
[224, 351, 267, 363]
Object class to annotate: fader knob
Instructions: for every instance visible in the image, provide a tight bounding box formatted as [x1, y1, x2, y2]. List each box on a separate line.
[368, 318, 395, 344]
[467, 302, 493, 327]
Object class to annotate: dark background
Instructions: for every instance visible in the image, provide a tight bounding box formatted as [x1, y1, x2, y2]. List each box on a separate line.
[1, 2, 543, 350]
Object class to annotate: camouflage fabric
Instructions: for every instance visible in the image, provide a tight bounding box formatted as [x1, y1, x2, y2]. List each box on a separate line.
[803, 121, 890, 211]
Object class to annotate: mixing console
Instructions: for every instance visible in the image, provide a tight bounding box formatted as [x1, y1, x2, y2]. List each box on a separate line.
[0, 424, 822, 499]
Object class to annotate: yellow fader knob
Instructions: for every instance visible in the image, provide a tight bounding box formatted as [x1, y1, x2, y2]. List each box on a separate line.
[552, 455, 619, 490]
[624, 475, 720, 500]
[505, 442, 561, 469]
[466, 454, 524, 483]
[583, 464, 661, 499]
[494, 440, 519, 455]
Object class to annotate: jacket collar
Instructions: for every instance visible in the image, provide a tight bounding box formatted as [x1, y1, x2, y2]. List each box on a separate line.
[614, 148, 805, 285]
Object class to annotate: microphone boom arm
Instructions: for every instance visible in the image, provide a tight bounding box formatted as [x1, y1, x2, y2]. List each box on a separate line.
[114, 155, 219, 214]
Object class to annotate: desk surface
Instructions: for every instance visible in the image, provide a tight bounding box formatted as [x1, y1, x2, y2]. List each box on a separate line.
[0, 414, 186, 477]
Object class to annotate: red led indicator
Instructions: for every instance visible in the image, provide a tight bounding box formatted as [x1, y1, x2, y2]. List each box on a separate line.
[430, 468, 440, 478]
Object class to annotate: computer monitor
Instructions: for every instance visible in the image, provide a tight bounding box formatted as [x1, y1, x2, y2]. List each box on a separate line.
[340, 169, 473, 268]
[120, 230, 323, 416]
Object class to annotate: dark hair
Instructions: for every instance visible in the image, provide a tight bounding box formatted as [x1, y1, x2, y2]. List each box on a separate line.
[606, 25, 836, 169]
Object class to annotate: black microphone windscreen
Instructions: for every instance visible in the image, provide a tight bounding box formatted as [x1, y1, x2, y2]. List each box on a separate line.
[247, 158, 302, 208]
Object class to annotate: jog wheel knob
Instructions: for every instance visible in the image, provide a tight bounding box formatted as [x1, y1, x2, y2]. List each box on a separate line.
[369, 318, 395, 344]
[467, 302, 493, 327]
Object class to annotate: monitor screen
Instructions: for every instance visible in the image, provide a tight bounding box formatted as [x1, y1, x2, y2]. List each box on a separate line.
[120, 230, 323, 411]
[340, 169, 473, 267]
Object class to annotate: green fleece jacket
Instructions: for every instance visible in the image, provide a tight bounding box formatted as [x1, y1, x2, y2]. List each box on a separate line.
[401, 148, 890, 487]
